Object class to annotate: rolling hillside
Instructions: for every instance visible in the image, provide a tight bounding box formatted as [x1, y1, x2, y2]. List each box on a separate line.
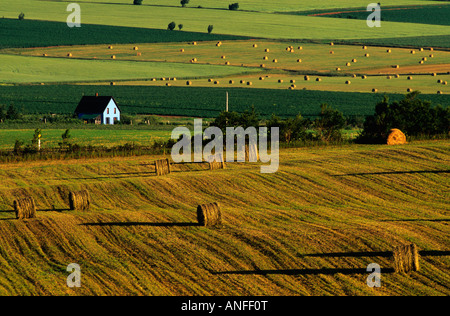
[0, 141, 448, 295]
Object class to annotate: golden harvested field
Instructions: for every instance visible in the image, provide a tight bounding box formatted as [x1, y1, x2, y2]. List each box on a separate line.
[0, 141, 448, 295]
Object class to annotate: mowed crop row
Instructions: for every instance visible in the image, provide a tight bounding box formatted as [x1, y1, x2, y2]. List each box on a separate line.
[0, 141, 448, 295]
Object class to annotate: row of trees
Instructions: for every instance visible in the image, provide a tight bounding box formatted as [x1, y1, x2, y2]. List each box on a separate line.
[167, 21, 213, 33]
[133, 1, 239, 10]
[210, 92, 449, 144]
[0, 104, 22, 122]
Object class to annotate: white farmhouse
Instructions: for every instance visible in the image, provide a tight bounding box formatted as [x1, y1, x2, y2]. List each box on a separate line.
[75, 94, 121, 125]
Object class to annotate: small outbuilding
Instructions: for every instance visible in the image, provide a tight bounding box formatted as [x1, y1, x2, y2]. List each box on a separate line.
[75, 94, 120, 125]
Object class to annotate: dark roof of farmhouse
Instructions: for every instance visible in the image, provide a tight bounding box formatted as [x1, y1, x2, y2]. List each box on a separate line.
[75, 96, 118, 114]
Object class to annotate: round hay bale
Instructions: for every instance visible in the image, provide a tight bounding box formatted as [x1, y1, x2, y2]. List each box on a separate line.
[290, 79, 295, 83]
[214, 80, 219, 85]
[110, 82, 115, 86]
[67, 53, 72, 57]
[272, 59, 278, 63]
[259, 77, 264, 80]
[387, 128, 407, 145]
[166, 83, 172, 86]
[362, 75, 367, 79]
[443, 81, 448, 85]
[346, 62, 351, 66]
[304, 75, 309, 81]
[387, 49, 392, 53]
[111, 55, 116, 59]
[352, 59, 357, 63]
[410, 50, 415, 54]
[263, 56, 268, 60]
[330, 42, 334, 46]
[151, 78, 156, 82]
[240, 80, 246, 84]
[13, 197, 36, 219]
[437, 90, 442, 94]
[265, 48, 270, 52]
[225, 61, 230, 65]
[133, 46, 139, 50]
[43, 53, 48, 57]
[186, 81, 192, 86]
[197, 202, 222, 227]
[372, 88, 378, 93]
[69, 190, 90, 211]
[330, 51, 334, 54]
[345, 80, 351, 85]
[395, 74, 400, 78]
[278, 79, 283, 83]
[221, 55, 226, 59]
[437, 79, 442, 83]
[336, 67, 341, 71]
[260, 64, 265, 68]
[108, 45, 113, 49]
[208, 78, 213, 82]
[290, 84, 296, 88]
[393, 65, 399, 69]
[363, 46, 367, 50]
[288, 86, 294, 90]
[192, 57, 197, 62]
[229, 80, 234, 84]
[253, 44, 258, 48]
[161, 77, 166, 81]
[387, 76, 392, 79]
[407, 76, 413, 80]
[180, 48, 185, 52]
[247, 81, 253, 86]
[431, 73, 436, 76]
[430, 47, 434, 51]
[407, 88, 412, 92]
[316, 77, 322, 82]
[192, 42, 197, 46]
[392, 243, 419, 273]
[297, 59, 302, 63]
[429, 54, 434, 58]
[365, 53, 370, 57]
[422, 57, 427, 61]
[298, 46, 303, 50]
[419, 48, 424, 52]
[419, 60, 424, 64]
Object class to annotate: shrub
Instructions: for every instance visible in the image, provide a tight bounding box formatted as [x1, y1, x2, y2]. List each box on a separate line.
[18, 13, 25, 20]
[314, 103, 346, 142]
[178, 24, 183, 31]
[133, 0, 143, 5]
[207, 25, 214, 34]
[167, 21, 176, 31]
[229, 3, 239, 10]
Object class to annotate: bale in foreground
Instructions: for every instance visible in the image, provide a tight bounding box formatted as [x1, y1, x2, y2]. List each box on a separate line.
[155, 158, 171, 176]
[14, 197, 36, 219]
[387, 128, 407, 145]
[197, 202, 222, 227]
[69, 190, 91, 211]
[392, 244, 420, 273]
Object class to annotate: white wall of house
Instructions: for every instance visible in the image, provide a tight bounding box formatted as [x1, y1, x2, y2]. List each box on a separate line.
[102, 99, 120, 125]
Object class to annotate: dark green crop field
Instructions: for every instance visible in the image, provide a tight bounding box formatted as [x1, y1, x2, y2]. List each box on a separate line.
[0, 85, 448, 118]
[0, 18, 248, 49]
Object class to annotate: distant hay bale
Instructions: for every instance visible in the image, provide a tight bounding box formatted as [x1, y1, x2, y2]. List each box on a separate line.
[192, 42, 197, 46]
[272, 59, 278, 63]
[253, 44, 258, 48]
[410, 50, 415, 54]
[133, 46, 139, 50]
[297, 59, 302, 63]
[345, 80, 351, 84]
[387, 75, 392, 79]
[437, 79, 442, 83]
[419, 48, 424, 52]
[336, 67, 341, 71]
[221, 55, 226, 59]
[155, 158, 171, 176]
[346, 62, 351, 66]
[259, 77, 264, 80]
[290, 79, 295, 83]
[67, 53, 72, 57]
[330, 51, 334, 54]
[240, 80, 246, 84]
[245, 143, 259, 162]
[372, 88, 378, 93]
[304, 75, 310, 81]
[165, 83, 172, 86]
[192, 57, 197, 62]
[278, 79, 283, 83]
[13, 197, 36, 219]
[69, 190, 90, 211]
[316, 77, 321, 82]
[351, 74, 356, 78]
[197, 202, 222, 227]
[214, 80, 220, 85]
[330, 42, 334, 46]
[407, 76, 413, 80]
[225, 61, 230, 65]
[208, 153, 226, 170]
[419, 60, 424, 64]
[298, 46, 302, 50]
[429, 54, 434, 58]
[229, 80, 234, 84]
[352, 59, 357, 63]
[136, 52, 142, 56]
[395, 74, 400, 78]
[365, 53, 370, 57]
[260, 64, 265, 68]
[393, 65, 399, 69]
[437, 91, 442, 94]
[186, 81, 192, 85]
[407, 88, 412, 92]
[111, 55, 116, 59]
[422, 57, 427, 61]
[108, 45, 113, 49]
[43, 53, 48, 57]
[290, 84, 296, 89]
[362, 75, 367, 79]
[208, 78, 213, 82]
[180, 48, 185, 52]
[431, 73, 436, 76]
[386, 49, 392, 53]
[288, 86, 294, 90]
[387, 128, 407, 145]
[443, 81, 448, 85]
[247, 81, 252, 86]
[362, 46, 367, 50]
[265, 48, 270, 52]
[429, 47, 434, 51]
[392, 244, 419, 273]
[110, 82, 115, 86]
[263, 56, 268, 60]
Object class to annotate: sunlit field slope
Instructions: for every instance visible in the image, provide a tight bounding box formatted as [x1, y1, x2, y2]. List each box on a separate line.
[0, 141, 448, 295]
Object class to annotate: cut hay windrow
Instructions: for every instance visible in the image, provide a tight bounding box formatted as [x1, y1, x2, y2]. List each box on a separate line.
[155, 158, 171, 176]
[69, 190, 90, 211]
[14, 196, 36, 219]
[387, 128, 407, 145]
[197, 202, 222, 227]
[392, 244, 420, 273]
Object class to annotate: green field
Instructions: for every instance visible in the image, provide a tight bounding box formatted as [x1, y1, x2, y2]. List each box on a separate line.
[1, 85, 449, 118]
[0, 141, 448, 295]
[2, 1, 450, 41]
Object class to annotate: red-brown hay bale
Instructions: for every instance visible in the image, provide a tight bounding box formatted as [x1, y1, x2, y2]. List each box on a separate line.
[155, 158, 171, 176]
[197, 202, 222, 227]
[387, 128, 407, 145]
[392, 244, 419, 273]
[69, 190, 90, 211]
[14, 197, 36, 219]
